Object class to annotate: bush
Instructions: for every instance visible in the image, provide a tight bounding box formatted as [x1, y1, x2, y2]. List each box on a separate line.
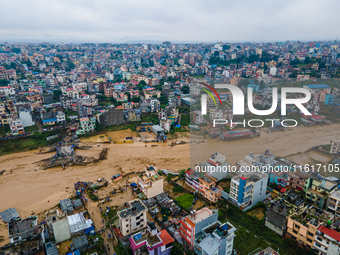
[175, 193, 195, 210]
[172, 185, 184, 193]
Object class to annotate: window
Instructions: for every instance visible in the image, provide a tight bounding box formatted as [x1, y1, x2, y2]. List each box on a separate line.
[127, 230, 129, 233]
[307, 238, 312, 243]
[317, 237, 322, 241]
[307, 232, 314, 237]
[293, 230, 298, 234]
[295, 224, 300, 229]
[137, 222, 140, 225]
[126, 224, 129, 227]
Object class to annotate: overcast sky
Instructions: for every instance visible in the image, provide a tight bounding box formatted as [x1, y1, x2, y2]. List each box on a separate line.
[0, 0, 339, 43]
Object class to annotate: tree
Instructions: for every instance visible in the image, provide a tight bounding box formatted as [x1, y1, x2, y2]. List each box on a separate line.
[223, 44, 231, 51]
[56, 54, 63, 61]
[179, 169, 185, 179]
[166, 173, 173, 183]
[0, 79, 9, 86]
[10, 62, 16, 69]
[131, 96, 140, 103]
[25, 59, 32, 67]
[66, 61, 75, 70]
[125, 92, 131, 101]
[181, 85, 190, 94]
[170, 243, 184, 255]
[12, 48, 20, 54]
[53, 90, 62, 100]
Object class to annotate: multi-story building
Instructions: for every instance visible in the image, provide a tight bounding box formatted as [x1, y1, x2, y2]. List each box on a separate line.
[117, 199, 148, 236]
[179, 208, 236, 255]
[98, 106, 125, 126]
[192, 110, 204, 125]
[330, 137, 340, 155]
[137, 165, 163, 199]
[9, 118, 24, 134]
[198, 174, 222, 203]
[265, 192, 305, 237]
[288, 171, 311, 191]
[56, 111, 66, 123]
[207, 120, 220, 138]
[305, 175, 337, 208]
[230, 172, 269, 210]
[199, 152, 229, 180]
[185, 169, 200, 192]
[18, 110, 35, 127]
[129, 222, 174, 255]
[314, 225, 340, 255]
[76, 117, 96, 135]
[286, 206, 334, 250]
[327, 189, 340, 215]
[0, 86, 16, 96]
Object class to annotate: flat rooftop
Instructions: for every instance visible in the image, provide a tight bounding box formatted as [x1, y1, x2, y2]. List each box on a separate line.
[118, 200, 147, 219]
[331, 189, 340, 200]
[199, 175, 215, 184]
[186, 208, 214, 224]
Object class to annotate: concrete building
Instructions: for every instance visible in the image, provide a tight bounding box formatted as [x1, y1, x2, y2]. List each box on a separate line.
[199, 152, 229, 180]
[18, 110, 35, 127]
[286, 206, 334, 250]
[52, 219, 71, 244]
[193, 110, 204, 125]
[76, 117, 96, 135]
[98, 106, 125, 126]
[152, 125, 165, 136]
[303, 84, 331, 94]
[9, 118, 24, 134]
[56, 111, 66, 123]
[8, 216, 38, 244]
[137, 165, 163, 199]
[327, 189, 340, 215]
[179, 208, 236, 255]
[230, 172, 269, 210]
[314, 225, 340, 255]
[265, 200, 289, 236]
[198, 174, 222, 203]
[330, 137, 340, 155]
[304, 175, 337, 208]
[129, 222, 174, 255]
[117, 199, 148, 236]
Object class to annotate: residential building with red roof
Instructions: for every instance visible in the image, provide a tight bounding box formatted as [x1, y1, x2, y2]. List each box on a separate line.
[314, 225, 340, 254]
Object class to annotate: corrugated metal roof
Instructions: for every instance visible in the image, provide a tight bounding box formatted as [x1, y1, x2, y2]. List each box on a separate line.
[73, 235, 88, 249]
[0, 207, 20, 223]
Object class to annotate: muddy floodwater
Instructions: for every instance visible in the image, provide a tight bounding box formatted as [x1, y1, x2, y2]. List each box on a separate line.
[1, 124, 340, 245]
[190, 123, 340, 177]
[0, 138, 190, 221]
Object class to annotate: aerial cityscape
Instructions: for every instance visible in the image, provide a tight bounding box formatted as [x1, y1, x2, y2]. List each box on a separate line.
[2, 1, 340, 255]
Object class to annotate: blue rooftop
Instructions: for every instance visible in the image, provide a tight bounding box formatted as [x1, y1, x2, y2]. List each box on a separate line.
[42, 118, 57, 123]
[305, 84, 330, 89]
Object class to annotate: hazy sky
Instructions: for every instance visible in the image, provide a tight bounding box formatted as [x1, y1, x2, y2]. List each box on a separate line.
[0, 0, 339, 43]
